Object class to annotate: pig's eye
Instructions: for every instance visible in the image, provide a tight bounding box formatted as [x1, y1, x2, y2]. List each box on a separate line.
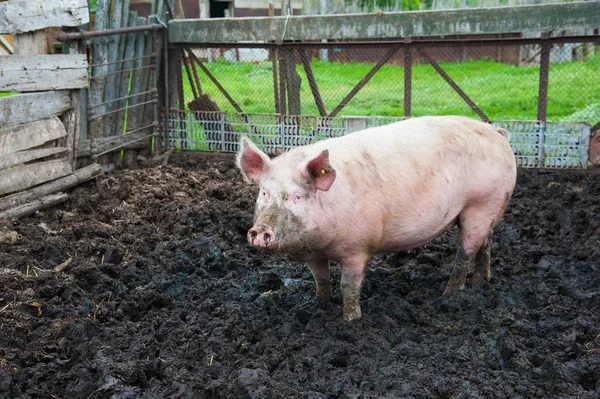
[259, 188, 270, 201]
[292, 193, 303, 203]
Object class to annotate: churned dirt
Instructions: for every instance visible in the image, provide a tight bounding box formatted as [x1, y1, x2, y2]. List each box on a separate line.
[0, 154, 599, 399]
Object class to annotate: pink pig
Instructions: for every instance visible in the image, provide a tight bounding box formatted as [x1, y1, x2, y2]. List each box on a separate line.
[237, 116, 517, 321]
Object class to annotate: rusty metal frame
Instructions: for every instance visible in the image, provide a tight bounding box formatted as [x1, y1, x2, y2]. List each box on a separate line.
[271, 48, 280, 114]
[56, 24, 164, 41]
[278, 50, 288, 115]
[299, 48, 327, 117]
[329, 46, 400, 118]
[418, 49, 490, 123]
[185, 48, 244, 113]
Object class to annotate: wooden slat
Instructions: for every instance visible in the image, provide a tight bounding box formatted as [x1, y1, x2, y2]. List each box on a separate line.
[89, 0, 109, 143]
[0, 54, 88, 92]
[127, 16, 148, 133]
[115, 12, 139, 138]
[0, 147, 67, 170]
[0, 92, 71, 128]
[0, 193, 69, 220]
[0, 117, 67, 156]
[169, 2, 600, 43]
[0, 158, 72, 195]
[102, 0, 127, 140]
[0, 163, 102, 212]
[0, 0, 89, 35]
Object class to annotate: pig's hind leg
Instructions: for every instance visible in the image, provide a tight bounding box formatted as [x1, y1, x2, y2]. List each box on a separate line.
[443, 206, 496, 296]
[308, 259, 332, 300]
[472, 232, 492, 284]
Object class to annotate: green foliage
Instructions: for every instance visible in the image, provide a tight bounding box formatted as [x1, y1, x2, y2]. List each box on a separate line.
[561, 104, 600, 125]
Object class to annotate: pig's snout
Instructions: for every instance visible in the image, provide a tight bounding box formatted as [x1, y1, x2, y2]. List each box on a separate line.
[248, 225, 276, 248]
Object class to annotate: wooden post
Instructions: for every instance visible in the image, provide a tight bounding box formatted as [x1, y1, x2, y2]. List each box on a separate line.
[537, 32, 551, 123]
[90, 0, 109, 166]
[285, 49, 302, 116]
[124, 16, 148, 167]
[61, 32, 84, 169]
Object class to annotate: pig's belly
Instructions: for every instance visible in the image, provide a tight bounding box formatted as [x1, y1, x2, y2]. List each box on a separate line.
[377, 211, 459, 253]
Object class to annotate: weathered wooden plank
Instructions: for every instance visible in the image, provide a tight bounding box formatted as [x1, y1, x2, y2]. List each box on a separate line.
[0, 116, 67, 156]
[0, 147, 67, 170]
[127, 16, 148, 133]
[0, 193, 69, 220]
[0, 158, 72, 195]
[12, 30, 46, 55]
[0, 0, 89, 35]
[60, 90, 80, 168]
[102, 0, 127, 140]
[0, 54, 88, 92]
[0, 163, 101, 212]
[89, 0, 110, 144]
[0, 92, 71, 128]
[169, 2, 600, 43]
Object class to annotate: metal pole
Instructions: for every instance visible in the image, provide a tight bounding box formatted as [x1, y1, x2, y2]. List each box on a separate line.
[56, 24, 163, 41]
[403, 43, 412, 118]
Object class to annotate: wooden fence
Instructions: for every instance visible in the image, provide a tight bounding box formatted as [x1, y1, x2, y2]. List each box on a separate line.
[0, 0, 168, 220]
[0, 0, 101, 220]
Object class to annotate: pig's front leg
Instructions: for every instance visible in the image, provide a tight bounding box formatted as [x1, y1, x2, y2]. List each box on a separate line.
[307, 259, 332, 300]
[340, 254, 370, 321]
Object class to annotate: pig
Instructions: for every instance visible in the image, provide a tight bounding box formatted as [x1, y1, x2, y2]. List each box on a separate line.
[236, 115, 517, 321]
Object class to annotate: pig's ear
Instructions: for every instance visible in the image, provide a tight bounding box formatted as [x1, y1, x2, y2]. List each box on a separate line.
[304, 150, 336, 191]
[236, 137, 271, 184]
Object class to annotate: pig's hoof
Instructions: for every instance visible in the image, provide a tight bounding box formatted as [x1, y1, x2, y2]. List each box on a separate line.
[316, 287, 332, 301]
[442, 284, 464, 296]
[342, 307, 362, 321]
[471, 271, 491, 284]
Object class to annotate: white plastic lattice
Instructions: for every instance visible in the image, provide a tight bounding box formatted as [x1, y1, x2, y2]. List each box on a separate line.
[166, 111, 590, 168]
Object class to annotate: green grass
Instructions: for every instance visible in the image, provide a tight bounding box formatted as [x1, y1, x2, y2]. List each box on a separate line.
[180, 54, 600, 123]
[0, 92, 17, 98]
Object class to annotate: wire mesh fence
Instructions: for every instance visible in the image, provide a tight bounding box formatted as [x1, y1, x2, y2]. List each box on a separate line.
[165, 34, 599, 168]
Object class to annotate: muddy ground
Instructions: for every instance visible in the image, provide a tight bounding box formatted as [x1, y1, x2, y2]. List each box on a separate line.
[0, 154, 599, 399]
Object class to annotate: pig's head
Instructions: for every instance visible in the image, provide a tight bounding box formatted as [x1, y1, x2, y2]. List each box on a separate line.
[236, 137, 336, 253]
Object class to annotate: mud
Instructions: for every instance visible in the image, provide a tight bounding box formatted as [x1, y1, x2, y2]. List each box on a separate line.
[0, 155, 599, 399]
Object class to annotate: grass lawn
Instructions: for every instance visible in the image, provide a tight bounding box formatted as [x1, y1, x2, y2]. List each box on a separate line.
[180, 54, 600, 123]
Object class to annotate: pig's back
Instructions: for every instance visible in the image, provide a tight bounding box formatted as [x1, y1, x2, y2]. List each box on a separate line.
[314, 116, 510, 164]
[308, 115, 516, 254]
